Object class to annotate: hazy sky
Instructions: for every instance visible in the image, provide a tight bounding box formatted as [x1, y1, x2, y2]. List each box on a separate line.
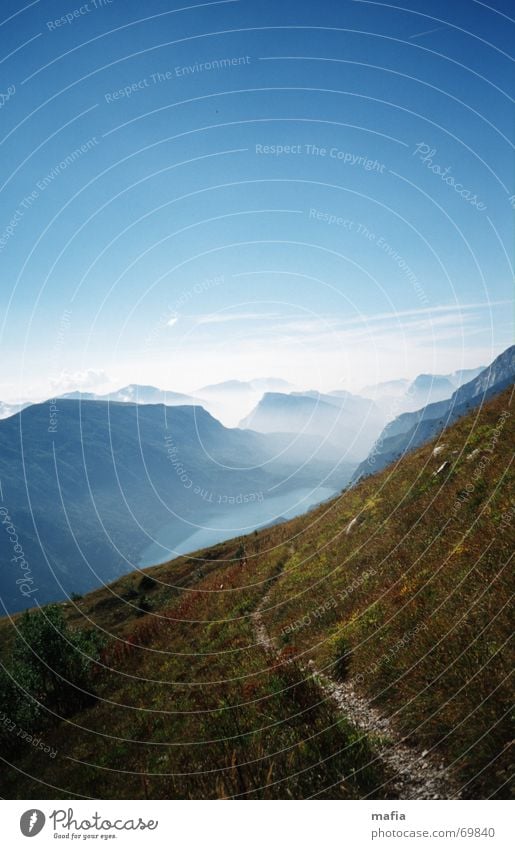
[0, 0, 513, 401]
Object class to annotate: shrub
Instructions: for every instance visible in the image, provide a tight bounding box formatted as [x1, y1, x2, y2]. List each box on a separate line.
[0, 665, 40, 748]
[136, 595, 153, 615]
[138, 574, 157, 592]
[12, 604, 105, 716]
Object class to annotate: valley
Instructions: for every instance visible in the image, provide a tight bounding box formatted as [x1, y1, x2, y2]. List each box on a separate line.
[138, 483, 337, 567]
[0, 385, 512, 799]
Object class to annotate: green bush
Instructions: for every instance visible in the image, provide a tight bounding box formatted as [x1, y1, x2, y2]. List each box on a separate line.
[136, 595, 153, 615]
[12, 604, 105, 716]
[0, 665, 40, 748]
[138, 574, 157, 592]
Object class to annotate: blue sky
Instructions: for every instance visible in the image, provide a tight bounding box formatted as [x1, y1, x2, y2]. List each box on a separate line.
[0, 0, 513, 400]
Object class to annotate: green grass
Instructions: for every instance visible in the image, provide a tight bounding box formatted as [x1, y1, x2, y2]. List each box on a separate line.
[1, 387, 513, 799]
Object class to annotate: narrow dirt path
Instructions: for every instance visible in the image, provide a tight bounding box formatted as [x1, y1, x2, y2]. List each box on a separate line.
[251, 575, 280, 652]
[252, 582, 460, 800]
[319, 674, 460, 799]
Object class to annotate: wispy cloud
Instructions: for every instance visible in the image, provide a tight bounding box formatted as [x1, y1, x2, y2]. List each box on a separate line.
[116, 299, 509, 397]
[184, 301, 505, 345]
[194, 311, 281, 325]
[409, 26, 448, 40]
[336, 300, 511, 328]
[183, 300, 509, 335]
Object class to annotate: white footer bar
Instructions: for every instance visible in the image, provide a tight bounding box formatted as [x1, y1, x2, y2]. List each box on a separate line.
[2, 799, 512, 848]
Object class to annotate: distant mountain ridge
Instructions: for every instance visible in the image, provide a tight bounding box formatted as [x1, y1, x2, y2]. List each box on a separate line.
[0, 400, 27, 420]
[239, 389, 385, 461]
[61, 384, 200, 406]
[58, 379, 297, 428]
[197, 377, 293, 395]
[361, 365, 486, 415]
[353, 346, 514, 481]
[194, 377, 297, 426]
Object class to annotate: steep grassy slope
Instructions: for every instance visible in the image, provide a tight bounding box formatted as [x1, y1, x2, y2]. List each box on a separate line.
[0, 543, 387, 800]
[262, 386, 514, 798]
[0, 387, 513, 799]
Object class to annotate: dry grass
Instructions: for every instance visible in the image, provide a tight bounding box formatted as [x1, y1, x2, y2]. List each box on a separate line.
[1, 387, 513, 798]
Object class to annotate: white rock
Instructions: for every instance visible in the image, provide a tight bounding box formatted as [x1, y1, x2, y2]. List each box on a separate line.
[345, 517, 359, 534]
[433, 461, 449, 476]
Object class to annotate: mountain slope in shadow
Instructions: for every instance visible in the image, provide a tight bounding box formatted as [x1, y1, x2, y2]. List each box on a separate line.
[353, 345, 515, 481]
[0, 400, 354, 612]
